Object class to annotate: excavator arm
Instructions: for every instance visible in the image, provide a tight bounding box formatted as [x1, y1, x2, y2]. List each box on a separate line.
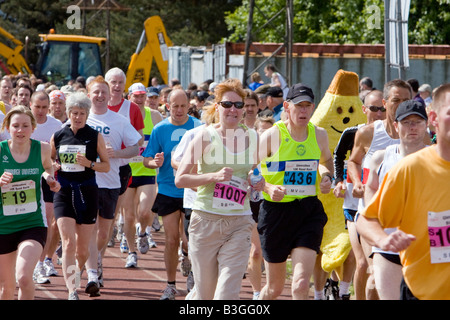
[125, 16, 172, 89]
[0, 27, 32, 75]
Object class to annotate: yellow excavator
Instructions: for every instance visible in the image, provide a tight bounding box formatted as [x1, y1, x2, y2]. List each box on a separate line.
[0, 26, 106, 84]
[1, 15, 171, 87]
[125, 15, 173, 89]
[0, 26, 32, 75]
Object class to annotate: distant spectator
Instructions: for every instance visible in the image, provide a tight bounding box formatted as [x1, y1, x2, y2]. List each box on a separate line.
[359, 77, 375, 92]
[418, 83, 433, 106]
[407, 78, 426, 107]
[248, 72, 264, 91]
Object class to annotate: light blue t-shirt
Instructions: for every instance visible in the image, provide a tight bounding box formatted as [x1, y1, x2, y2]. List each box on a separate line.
[142, 115, 202, 198]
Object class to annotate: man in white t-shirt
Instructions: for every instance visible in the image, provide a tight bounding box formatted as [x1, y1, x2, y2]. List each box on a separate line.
[29, 91, 64, 284]
[83, 76, 140, 297]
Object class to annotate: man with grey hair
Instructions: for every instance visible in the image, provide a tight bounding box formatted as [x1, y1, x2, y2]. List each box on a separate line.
[104, 67, 144, 261]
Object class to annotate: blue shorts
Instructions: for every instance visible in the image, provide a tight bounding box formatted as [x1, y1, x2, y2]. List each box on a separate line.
[128, 175, 156, 188]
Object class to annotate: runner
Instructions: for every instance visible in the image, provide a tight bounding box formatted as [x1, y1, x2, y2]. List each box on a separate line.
[83, 76, 140, 297]
[257, 83, 333, 299]
[357, 83, 450, 300]
[142, 88, 201, 300]
[121, 82, 162, 268]
[0, 106, 60, 300]
[361, 100, 428, 300]
[330, 89, 385, 300]
[50, 92, 110, 300]
[28, 91, 63, 283]
[347, 79, 412, 299]
[175, 78, 262, 299]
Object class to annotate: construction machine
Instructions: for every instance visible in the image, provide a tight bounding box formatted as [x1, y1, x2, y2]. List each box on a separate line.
[0, 26, 32, 75]
[125, 15, 173, 90]
[1, 15, 171, 88]
[34, 32, 106, 85]
[0, 26, 105, 85]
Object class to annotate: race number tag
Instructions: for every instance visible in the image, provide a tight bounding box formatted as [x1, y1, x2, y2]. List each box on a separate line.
[1, 180, 37, 216]
[213, 176, 248, 210]
[428, 210, 450, 264]
[59, 145, 86, 172]
[283, 160, 318, 196]
[130, 141, 148, 163]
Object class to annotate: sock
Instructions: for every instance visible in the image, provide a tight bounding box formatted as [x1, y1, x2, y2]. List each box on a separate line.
[87, 269, 98, 282]
[168, 281, 176, 287]
[314, 289, 325, 300]
[339, 281, 350, 296]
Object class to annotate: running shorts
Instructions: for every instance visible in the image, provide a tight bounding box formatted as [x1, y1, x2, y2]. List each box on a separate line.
[258, 196, 328, 263]
[152, 193, 185, 217]
[0, 227, 47, 254]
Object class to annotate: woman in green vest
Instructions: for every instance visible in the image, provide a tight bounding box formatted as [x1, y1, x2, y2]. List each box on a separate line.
[175, 78, 264, 299]
[257, 83, 334, 300]
[0, 105, 60, 300]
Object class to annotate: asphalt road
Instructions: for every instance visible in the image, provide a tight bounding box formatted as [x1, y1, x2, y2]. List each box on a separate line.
[29, 226, 294, 301]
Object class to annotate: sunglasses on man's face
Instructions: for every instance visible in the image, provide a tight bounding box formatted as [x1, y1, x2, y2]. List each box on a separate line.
[368, 106, 386, 112]
[219, 101, 245, 109]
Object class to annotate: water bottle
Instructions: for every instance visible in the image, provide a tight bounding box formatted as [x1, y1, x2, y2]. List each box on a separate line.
[250, 168, 263, 186]
[250, 168, 263, 202]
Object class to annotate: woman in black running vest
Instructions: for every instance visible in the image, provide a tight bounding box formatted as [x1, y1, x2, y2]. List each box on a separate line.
[50, 92, 110, 300]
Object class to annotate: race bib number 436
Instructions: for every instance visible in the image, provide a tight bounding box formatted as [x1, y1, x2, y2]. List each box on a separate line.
[1, 180, 37, 216]
[428, 210, 450, 264]
[283, 160, 318, 196]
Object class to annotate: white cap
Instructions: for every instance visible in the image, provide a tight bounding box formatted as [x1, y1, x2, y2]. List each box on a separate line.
[128, 82, 146, 95]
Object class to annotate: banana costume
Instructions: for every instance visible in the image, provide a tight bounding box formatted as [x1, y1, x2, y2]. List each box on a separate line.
[310, 70, 366, 276]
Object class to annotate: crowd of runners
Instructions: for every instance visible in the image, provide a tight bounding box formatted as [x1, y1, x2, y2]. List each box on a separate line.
[0, 66, 449, 300]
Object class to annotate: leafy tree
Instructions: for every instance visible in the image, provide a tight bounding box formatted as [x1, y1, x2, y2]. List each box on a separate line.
[225, 0, 450, 45]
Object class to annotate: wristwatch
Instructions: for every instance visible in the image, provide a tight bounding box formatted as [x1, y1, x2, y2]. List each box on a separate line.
[90, 161, 95, 169]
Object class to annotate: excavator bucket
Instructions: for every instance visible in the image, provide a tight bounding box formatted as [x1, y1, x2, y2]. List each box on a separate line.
[126, 16, 172, 90]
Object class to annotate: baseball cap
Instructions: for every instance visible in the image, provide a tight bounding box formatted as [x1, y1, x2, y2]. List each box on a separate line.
[128, 83, 146, 95]
[286, 83, 314, 104]
[49, 90, 66, 101]
[265, 86, 283, 98]
[196, 90, 210, 102]
[146, 86, 160, 97]
[395, 100, 428, 122]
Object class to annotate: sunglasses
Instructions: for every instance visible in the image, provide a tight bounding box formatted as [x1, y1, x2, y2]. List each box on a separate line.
[219, 101, 245, 109]
[368, 106, 386, 112]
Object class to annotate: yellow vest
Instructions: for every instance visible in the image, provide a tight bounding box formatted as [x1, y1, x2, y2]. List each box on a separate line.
[261, 121, 321, 202]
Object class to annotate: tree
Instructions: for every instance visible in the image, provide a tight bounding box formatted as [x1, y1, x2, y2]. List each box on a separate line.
[225, 0, 450, 45]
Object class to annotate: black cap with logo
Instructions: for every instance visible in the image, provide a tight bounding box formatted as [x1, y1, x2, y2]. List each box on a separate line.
[286, 83, 314, 104]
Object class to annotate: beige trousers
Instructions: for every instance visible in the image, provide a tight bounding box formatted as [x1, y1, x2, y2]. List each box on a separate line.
[187, 210, 255, 300]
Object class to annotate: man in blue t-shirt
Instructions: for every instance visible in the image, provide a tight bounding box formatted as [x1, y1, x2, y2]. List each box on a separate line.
[143, 88, 201, 299]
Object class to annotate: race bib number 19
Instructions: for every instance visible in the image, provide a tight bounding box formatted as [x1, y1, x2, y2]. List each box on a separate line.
[428, 210, 450, 264]
[1, 180, 37, 216]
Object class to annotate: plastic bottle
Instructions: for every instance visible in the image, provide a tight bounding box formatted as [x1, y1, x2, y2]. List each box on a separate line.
[250, 168, 263, 186]
[250, 168, 263, 202]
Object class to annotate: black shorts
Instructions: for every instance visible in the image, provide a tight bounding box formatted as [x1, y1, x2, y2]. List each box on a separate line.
[128, 175, 156, 188]
[258, 196, 328, 263]
[98, 188, 120, 220]
[250, 199, 262, 223]
[0, 227, 47, 254]
[41, 176, 54, 203]
[54, 185, 99, 225]
[119, 164, 132, 195]
[152, 193, 185, 217]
